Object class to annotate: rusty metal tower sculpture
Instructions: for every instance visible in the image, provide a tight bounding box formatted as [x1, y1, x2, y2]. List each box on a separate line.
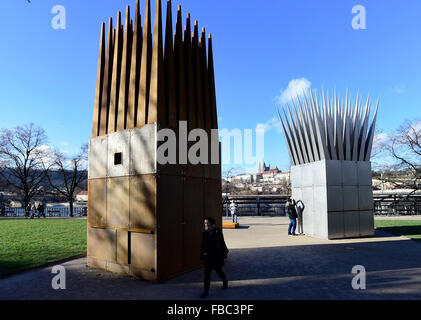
[88, 0, 221, 281]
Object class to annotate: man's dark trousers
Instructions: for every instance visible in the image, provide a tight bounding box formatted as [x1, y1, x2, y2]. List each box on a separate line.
[288, 218, 297, 235]
[204, 265, 227, 291]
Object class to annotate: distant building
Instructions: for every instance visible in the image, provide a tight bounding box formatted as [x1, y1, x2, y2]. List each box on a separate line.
[76, 190, 88, 203]
[233, 174, 254, 183]
[259, 161, 278, 173]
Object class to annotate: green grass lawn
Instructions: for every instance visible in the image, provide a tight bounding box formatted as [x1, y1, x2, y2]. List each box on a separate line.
[0, 219, 87, 277]
[375, 220, 421, 241]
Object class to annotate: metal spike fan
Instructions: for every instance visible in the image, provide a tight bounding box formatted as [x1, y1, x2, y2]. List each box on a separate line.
[278, 89, 379, 166]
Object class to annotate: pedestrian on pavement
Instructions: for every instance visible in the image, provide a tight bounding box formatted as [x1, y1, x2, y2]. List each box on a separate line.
[37, 203, 45, 218]
[229, 200, 238, 223]
[30, 204, 36, 219]
[26, 204, 31, 218]
[286, 198, 298, 235]
[200, 217, 229, 298]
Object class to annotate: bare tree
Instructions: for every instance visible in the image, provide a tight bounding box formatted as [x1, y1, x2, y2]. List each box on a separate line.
[0, 124, 51, 215]
[379, 120, 421, 193]
[46, 145, 88, 217]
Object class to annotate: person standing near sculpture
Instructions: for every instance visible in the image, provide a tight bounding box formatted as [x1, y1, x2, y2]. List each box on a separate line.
[200, 217, 229, 298]
[229, 200, 238, 223]
[286, 198, 298, 235]
[296, 200, 305, 235]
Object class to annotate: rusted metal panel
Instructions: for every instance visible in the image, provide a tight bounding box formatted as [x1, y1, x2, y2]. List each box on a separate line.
[87, 256, 106, 270]
[117, 229, 129, 265]
[157, 130, 181, 176]
[183, 176, 204, 270]
[156, 174, 183, 279]
[130, 232, 156, 271]
[210, 142, 222, 180]
[203, 136, 212, 179]
[106, 261, 130, 275]
[185, 141, 204, 178]
[107, 177, 130, 227]
[89, 135, 108, 179]
[88, 179, 107, 225]
[87, 227, 117, 262]
[130, 125, 157, 175]
[129, 174, 156, 230]
[204, 178, 222, 229]
[107, 130, 131, 178]
[129, 266, 157, 282]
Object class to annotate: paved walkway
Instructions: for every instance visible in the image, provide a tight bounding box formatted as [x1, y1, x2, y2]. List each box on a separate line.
[1, 217, 421, 300]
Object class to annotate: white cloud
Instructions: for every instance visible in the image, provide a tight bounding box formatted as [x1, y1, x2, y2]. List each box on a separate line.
[34, 145, 56, 167]
[256, 117, 281, 133]
[278, 78, 312, 105]
[374, 133, 388, 144]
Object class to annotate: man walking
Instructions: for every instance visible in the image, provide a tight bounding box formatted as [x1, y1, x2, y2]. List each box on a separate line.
[286, 198, 298, 235]
[200, 217, 229, 298]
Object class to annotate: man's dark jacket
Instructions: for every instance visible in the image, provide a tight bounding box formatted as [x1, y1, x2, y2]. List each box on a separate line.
[286, 202, 298, 219]
[200, 226, 229, 268]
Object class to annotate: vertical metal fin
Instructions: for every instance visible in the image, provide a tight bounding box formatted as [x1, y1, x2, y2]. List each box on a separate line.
[184, 15, 196, 130]
[280, 89, 379, 166]
[193, 21, 204, 129]
[127, 0, 142, 129]
[99, 18, 113, 136]
[201, 28, 212, 134]
[137, 0, 152, 127]
[208, 34, 218, 130]
[108, 12, 123, 134]
[92, 23, 105, 137]
[164, 0, 177, 129]
[148, 0, 166, 125]
[117, 6, 132, 131]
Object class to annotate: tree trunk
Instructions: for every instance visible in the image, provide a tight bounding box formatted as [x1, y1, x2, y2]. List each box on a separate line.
[24, 197, 30, 217]
[69, 200, 74, 217]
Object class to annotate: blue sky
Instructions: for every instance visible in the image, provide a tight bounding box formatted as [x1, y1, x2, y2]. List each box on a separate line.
[0, 0, 420, 174]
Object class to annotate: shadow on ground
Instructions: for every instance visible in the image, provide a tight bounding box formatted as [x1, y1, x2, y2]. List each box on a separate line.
[377, 226, 421, 241]
[1, 227, 421, 300]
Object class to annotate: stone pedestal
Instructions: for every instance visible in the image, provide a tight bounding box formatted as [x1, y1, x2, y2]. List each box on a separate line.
[291, 160, 374, 240]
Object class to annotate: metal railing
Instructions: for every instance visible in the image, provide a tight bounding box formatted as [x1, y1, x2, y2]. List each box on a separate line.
[223, 193, 421, 216]
[1, 206, 87, 217]
[1, 193, 420, 218]
[373, 194, 421, 216]
[223, 195, 289, 217]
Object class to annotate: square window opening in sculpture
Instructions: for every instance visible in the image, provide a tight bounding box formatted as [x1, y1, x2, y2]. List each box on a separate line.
[114, 152, 122, 166]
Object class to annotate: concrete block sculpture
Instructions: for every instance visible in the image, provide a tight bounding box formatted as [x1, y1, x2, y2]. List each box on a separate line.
[88, 0, 221, 281]
[278, 90, 378, 239]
